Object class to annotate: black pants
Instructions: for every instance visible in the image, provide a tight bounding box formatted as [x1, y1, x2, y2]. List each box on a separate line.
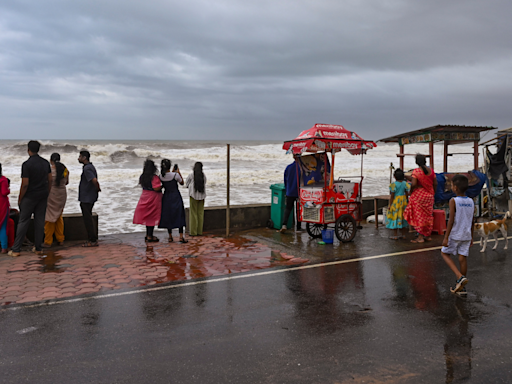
[12, 197, 47, 252]
[146, 227, 183, 238]
[80, 202, 97, 242]
[282, 196, 301, 229]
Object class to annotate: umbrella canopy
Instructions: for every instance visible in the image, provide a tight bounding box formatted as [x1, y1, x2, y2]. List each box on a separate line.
[283, 124, 377, 155]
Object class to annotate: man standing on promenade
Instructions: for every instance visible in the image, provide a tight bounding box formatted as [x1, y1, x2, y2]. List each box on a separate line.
[8, 141, 51, 257]
[78, 150, 100, 247]
[280, 160, 303, 233]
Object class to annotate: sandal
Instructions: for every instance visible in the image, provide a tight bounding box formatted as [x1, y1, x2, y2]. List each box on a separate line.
[82, 241, 99, 247]
[168, 236, 174, 243]
[32, 247, 44, 255]
[179, 238, 188, 244]
[410, 239, 424, 243]
[389, 236, 399, 240]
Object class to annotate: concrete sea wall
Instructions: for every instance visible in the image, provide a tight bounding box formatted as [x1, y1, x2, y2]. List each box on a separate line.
[26, 197, 387, 240]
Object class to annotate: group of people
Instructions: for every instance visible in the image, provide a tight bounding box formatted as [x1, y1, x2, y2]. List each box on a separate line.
[385, 154, 437, 243]
[133, 159, 207, 243]
[386, 154, 474, 296]
[279, 153, 474, 296]
[1, 141, 100, 256]
[0, 141, 208, 255]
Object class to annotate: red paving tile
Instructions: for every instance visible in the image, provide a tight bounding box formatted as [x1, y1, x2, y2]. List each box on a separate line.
[0, 234, 308, 306]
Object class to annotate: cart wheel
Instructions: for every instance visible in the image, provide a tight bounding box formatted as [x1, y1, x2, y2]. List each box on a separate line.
[267, 219, 274, 229]
[335, 214, 357, 243]
[306, 223, 326, 239]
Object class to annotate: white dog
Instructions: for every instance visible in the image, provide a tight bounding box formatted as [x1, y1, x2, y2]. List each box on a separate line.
[474, 211, 510, 252]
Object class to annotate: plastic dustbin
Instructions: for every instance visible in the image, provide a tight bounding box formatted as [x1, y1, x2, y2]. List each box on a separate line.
[321, 229, 334, 244]
[270, 183, 294, 230]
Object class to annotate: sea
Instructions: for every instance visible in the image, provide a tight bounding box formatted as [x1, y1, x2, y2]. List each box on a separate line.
[0, 140, 483, 235]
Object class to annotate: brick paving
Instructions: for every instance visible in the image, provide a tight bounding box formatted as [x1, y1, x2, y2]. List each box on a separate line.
[0, 235, 307, 306]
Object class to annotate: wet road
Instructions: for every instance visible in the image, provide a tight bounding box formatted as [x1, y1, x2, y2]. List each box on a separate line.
[1, 230, 512, 383]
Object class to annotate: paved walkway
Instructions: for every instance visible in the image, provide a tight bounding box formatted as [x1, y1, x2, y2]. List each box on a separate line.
[0, 234, 308, 306]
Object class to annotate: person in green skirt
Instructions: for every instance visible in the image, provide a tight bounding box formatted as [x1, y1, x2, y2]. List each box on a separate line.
[386, 168, 410, 239]
[186, 162, 207, 236]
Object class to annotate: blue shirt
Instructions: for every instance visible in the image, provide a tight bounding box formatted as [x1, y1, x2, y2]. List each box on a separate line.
[79, 163, 98, 203]
[284, 162, 299, 198]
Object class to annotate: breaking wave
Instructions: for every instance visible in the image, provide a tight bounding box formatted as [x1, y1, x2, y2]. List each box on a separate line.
[0, 139, 481, 235]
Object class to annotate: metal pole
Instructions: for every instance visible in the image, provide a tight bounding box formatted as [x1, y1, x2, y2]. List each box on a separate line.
[226, 144, 230, 237]
[473, 140, 479, 170]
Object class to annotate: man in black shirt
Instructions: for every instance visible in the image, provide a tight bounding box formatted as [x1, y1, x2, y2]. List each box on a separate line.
[8, 141, 51, 257]
[78, 150, 101, 246]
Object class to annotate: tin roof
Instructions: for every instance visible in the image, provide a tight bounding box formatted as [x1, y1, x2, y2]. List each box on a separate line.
[379, 125, 496, 143]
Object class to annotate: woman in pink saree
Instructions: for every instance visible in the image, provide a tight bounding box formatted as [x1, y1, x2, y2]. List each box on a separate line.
[404, 154, 438, 243]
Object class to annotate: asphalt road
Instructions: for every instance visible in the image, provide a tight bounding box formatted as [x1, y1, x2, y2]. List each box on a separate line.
[1, 236, 512, 383]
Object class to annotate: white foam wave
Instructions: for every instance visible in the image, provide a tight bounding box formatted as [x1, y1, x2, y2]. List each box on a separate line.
[0, 140, 487, 235]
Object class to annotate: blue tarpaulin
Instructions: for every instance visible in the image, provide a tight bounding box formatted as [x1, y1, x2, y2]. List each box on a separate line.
[434, 171, 487, 203]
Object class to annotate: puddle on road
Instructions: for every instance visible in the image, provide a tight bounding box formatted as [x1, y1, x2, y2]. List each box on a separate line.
[139, 235, 304, 285]
[39, 251, 66, 273]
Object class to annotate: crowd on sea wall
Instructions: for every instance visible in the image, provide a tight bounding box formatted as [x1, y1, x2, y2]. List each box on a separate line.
[0, 140, 208, 256]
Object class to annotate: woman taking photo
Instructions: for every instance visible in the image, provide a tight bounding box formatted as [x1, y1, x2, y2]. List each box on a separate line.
[159, 159, 187, 243]
[404, 154, 438, 243]
[186, 162, 207, 236]
[133, 159, 162, 242]
[43, 153, 69, 247]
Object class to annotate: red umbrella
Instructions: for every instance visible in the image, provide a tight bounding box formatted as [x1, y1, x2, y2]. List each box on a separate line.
[283, 124, 377, 155]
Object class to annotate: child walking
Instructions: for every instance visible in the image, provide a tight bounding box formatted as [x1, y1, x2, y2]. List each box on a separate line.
[441, 175, 474, 297]
[386, 169, 410, 239]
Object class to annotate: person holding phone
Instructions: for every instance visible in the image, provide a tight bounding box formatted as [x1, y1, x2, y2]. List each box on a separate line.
[159, 159, 187, 243]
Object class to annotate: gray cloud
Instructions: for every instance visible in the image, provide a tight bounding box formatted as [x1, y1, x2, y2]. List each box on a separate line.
[1, 0, 511, 140]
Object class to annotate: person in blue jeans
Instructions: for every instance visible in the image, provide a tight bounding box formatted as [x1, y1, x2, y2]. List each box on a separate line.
[280, 161, 303, 233]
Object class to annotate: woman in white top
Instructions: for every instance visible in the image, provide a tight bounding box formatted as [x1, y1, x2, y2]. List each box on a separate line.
[186, 162, 207, 236]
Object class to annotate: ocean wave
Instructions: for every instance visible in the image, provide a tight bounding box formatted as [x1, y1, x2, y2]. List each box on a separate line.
[0, 140, 485, 235]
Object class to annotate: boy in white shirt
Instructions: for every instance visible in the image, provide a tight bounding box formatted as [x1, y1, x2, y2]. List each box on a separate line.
[441, 175, 474, 296]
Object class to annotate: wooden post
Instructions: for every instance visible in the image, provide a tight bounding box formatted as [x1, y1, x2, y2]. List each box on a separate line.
[429, 141, 434, 170]
[399, 144, 404, 170]
[374, 197, 378, 229]
[226, 144, 230, 237]
[443, 140, 449, 173]
[473, 140, 479, 170]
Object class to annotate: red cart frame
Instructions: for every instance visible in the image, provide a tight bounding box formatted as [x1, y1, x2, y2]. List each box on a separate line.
[283, 124, 376, 242]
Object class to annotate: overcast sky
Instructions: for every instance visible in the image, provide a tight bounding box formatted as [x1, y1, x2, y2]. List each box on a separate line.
[1, 0, 511, 141]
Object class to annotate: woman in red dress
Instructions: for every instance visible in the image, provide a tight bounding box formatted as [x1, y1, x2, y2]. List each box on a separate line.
[404, 154, 438, 243]
[0, 163, 10, 253]
[133, 160, 162, 242]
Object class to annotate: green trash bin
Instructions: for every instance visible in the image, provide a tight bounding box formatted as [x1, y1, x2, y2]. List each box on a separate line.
[270, 183, 294, 230]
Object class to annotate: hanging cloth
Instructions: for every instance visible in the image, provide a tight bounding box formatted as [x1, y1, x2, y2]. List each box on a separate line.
[487, 141, 508, 179]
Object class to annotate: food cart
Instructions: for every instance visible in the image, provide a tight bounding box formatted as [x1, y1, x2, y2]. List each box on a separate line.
[283, 124, 376, 242]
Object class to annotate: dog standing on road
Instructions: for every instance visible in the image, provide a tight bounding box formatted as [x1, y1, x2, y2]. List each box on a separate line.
[475, 211, 510, 252]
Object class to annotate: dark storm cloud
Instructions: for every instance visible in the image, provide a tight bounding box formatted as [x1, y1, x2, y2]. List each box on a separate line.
[1, 0, 511, 140]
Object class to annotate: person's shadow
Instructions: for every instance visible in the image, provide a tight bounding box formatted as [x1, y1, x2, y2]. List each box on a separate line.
[444, 299, 472, 383]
